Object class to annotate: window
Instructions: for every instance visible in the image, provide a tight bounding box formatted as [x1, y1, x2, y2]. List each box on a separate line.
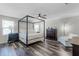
[34, 23, 40, 33]
[2, 20, 14, 35]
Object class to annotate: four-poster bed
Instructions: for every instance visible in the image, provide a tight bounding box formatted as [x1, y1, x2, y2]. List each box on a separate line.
[18, 15, 45, 46]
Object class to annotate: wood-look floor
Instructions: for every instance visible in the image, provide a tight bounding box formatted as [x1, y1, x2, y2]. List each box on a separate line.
[0, 39, 72, 56]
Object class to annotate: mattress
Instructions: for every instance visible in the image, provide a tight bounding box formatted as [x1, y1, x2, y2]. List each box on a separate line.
[19, 32, 44, 44]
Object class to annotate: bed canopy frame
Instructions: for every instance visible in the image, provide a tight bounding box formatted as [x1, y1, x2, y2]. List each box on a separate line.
[18, 15, 45, 46]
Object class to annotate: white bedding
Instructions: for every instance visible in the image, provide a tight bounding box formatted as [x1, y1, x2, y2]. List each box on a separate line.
[19, 32, 44, 44]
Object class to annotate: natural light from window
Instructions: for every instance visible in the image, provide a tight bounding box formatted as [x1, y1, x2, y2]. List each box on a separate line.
[34, 24, 40, 33]
[2, 20, 14, 35]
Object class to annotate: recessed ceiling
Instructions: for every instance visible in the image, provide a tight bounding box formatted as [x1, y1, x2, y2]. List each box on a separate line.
[0, 3, 79, 19]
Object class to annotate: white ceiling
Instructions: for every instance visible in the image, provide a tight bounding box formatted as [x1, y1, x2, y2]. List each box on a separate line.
[0, 3, 79, 20]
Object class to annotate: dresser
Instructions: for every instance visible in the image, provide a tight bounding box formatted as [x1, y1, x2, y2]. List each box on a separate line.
[46, 28, 57, 40]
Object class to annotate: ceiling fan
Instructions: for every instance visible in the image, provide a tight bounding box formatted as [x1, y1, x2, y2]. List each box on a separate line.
[64, 3, 69, 5]
[38, 13, 47, 19]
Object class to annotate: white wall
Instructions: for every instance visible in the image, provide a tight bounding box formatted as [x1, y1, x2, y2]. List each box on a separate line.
[45, 16, 79, 39]
[61, 16, 79, 36]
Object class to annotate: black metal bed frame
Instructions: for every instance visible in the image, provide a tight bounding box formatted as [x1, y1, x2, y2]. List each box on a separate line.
[18, 15, 45, 46]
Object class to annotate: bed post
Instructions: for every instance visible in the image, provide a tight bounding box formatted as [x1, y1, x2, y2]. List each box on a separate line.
[44, 20, 45, 41]
[18, 20, 20, 40]
[26, 15, 28, 46]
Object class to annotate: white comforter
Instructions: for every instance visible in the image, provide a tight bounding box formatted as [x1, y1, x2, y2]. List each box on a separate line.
[19, 32, 44, 44]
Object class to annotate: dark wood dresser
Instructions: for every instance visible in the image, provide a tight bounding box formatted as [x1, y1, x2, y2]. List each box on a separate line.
[72, 44, 79, 56]
[46, 28, 57, 40]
